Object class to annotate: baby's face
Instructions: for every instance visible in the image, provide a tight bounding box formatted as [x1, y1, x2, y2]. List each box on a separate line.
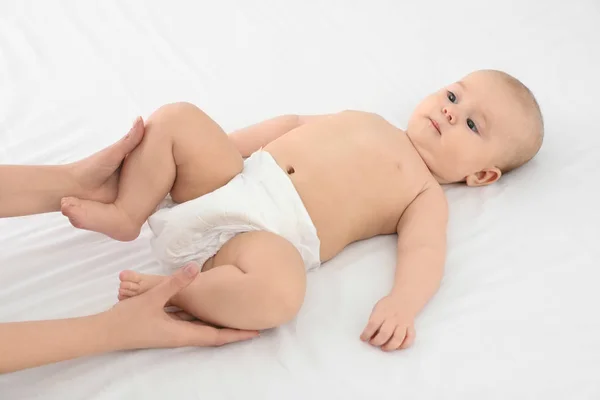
[406, 70, 525, 185]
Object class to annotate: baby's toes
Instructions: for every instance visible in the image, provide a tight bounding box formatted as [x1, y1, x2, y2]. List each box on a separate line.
[60, 197, 85, 228]
[118, 287, 139, 301]
[119, 280, 140, 293]
[119, 270, 142, 284]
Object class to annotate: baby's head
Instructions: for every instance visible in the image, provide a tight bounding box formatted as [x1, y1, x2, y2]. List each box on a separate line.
[406, 69, 544, 186]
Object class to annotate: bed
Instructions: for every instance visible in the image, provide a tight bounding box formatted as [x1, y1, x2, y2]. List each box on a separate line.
[1, 0, 599, 398]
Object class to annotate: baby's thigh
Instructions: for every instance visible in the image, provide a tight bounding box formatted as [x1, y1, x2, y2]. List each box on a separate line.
[146, 102, 243, 203]
[213, 231, 307, 306]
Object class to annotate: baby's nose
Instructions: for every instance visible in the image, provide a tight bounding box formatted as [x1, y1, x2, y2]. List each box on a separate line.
[442, 107, 455, 124]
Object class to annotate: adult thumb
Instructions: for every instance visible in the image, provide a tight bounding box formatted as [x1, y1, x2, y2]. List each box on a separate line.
[103, 117, 144, 166]
[149, 263, 200, 305]
[116, 117, 145, 156]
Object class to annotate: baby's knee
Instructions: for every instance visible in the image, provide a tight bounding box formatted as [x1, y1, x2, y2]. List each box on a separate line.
[256, 274, 306, 329]
[223, 231, 308, 330]
[273, 280, 305, 322]
[145, 102, 232, 153]
[150, 101, 201, 119]
[145, 102, 205, 132]
[139, 103, 199, 151]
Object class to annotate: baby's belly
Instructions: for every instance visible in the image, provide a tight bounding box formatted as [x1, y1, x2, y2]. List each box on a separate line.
[266, 153, 398, 262]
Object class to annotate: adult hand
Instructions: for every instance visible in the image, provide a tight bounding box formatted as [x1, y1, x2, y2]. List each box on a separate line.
[108, 262, 260, 349]
[0, 118, 145, 218]
[0, 262, 258, 374]
[69, 117, 145, 204]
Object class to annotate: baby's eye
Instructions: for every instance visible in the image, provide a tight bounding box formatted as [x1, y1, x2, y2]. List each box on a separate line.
[447, 91, 457, 103]
[467, 118, 479, 133]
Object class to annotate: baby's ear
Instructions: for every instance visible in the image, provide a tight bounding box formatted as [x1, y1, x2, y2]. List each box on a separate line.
[465, 167, 502, 187]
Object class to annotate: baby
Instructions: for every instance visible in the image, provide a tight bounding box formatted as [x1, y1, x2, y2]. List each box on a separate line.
[60, 69, 543, 351]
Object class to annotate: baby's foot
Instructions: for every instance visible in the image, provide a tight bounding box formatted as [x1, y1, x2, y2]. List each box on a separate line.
[118, 270, 167, 301]
[61, 197, 141, 241]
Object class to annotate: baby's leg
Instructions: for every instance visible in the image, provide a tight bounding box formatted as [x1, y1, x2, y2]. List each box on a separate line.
[62, 102, 243, 241]
[119, 231, 307, 331]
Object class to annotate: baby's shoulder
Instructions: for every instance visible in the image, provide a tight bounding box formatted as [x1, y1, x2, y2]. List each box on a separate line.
[419, 180, 448, 212]
[335, 109, 388, 123]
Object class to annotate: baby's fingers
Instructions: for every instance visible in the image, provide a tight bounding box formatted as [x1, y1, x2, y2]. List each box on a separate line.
[361, 315, 384, 342]
[370, 320, 396, 347]
[399, 325, 416, 349]
[381, 326, 407, 352]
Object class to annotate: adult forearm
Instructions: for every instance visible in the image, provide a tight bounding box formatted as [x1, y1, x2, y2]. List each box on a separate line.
[391, 246, 445, 318]
[0, 313, 121, 374]
[0, 165, 79, 217]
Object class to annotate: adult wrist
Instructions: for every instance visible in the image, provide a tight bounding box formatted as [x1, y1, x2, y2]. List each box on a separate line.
[94, 309, 131, 353]
[63, 163, 85, 197]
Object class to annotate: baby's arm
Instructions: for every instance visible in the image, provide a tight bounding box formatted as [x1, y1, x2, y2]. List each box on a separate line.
[361, 185, 448, 351]
[229, 114, 331, 157]
[390, 186, 447, 317]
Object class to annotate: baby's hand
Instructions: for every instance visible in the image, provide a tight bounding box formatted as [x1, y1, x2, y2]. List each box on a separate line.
[360, 295, 416, 352]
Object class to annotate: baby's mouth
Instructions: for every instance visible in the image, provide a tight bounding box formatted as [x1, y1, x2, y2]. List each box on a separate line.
[429, 117, 441, 135]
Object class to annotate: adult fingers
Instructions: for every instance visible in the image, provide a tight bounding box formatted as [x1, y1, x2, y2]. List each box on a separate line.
[100, 117, 144, 168]
[171, 321, 259, 347]
[167, 311, 197, 322]
[211, 327, 260, 347]
[148, 263, 199, 305]
[119, 117, 145, 155]
[170, 310, 198, 321]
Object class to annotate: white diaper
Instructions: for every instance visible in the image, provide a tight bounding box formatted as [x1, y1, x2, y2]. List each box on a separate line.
[147, 150, 321, 273]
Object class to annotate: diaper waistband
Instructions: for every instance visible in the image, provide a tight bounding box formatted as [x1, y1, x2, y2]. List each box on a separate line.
[244, 149, 321, 268]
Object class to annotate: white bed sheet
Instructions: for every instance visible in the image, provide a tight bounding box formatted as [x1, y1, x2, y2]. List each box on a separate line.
[1, 0, 599, 398]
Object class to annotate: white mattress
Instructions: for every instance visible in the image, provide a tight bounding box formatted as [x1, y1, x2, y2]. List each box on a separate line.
[1, 0, 599, 398]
